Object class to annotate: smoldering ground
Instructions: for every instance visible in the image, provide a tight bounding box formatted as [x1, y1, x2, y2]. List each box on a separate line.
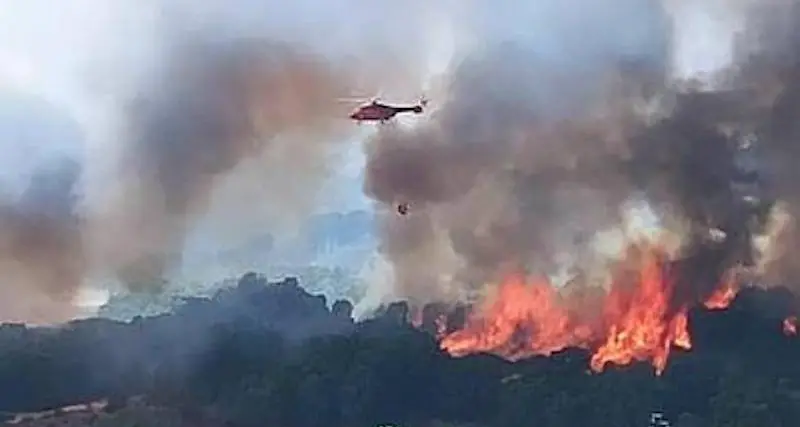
[363, 0, 800, 310]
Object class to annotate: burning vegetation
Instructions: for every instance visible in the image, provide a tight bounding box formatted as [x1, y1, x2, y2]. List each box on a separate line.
[425, 243, 760, 375]
[364, 1, 800, 379]
[6, 274, 798, 427]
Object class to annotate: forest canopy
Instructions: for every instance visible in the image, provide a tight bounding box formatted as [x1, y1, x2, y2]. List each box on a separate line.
[0, 274, 798, 427]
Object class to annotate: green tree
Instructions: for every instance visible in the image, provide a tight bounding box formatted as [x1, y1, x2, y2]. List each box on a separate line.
[709, 373, 782, 427]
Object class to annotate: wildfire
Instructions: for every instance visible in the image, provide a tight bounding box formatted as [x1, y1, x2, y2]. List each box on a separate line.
[590, 251, 692, 374]
[441, 276, 594, 359]
[436, 244, 737, 375]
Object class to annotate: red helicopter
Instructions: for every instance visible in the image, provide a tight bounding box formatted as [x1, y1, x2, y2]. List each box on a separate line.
[344, 95, 429, 124]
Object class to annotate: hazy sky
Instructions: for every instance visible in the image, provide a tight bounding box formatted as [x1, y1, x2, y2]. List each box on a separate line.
[0, 0, 440, 206]
[0, 0, 742, 310]
[0, 0, 736, 194]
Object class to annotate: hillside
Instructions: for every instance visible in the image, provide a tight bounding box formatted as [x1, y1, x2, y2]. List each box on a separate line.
[99, 209, 377, 321]
[0, 274, 798, 426]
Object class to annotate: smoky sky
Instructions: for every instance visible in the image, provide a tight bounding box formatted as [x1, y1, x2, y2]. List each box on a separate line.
[736, 0, 800, 293]
[362, 0, 800, 309]
[364, 0, 672, 303]
[82, 1, 435, 291]
[7, 0, 800, 323]
[0, 145, 85, 324]
[0, 0, 439, 322]
[0, 91, 86, 324]
[96, 36, 365, 290]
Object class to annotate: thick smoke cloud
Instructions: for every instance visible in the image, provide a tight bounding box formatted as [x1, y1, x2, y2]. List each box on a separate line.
[0, 91, 87, 324]
[363, 0, 800, 309]
[79, 1, 440, 292]
[0, 0, 435, 322]
[89, 38, 358, 290]
[76, 1, 439, 295]
[364, 0, 673, 304]
[0, 157, 85, 323]
[10, 0, 800, 323]
[737, 1, 800, 293]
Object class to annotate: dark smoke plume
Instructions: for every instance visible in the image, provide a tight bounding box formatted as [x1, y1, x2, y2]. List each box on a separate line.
[364, 44, 668, 303]
[737, 1, 800, 294]
[362, 0, 800, 311]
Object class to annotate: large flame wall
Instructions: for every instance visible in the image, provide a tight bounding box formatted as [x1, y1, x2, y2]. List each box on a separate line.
[425, 243, 749, 375]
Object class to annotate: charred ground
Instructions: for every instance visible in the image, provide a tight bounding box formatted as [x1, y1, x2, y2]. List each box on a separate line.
[0, 274, 798, 427]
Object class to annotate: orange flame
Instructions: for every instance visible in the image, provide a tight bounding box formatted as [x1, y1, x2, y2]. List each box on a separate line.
[436, 245, 738, 375]
[441, 277, 593, 359]
[591, 251, 690, 374]
[704, 279, 737, 310]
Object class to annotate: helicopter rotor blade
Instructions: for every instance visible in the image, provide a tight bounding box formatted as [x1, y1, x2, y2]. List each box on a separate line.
[336, 94, 381, 104]
[336, 97, 367, 103]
